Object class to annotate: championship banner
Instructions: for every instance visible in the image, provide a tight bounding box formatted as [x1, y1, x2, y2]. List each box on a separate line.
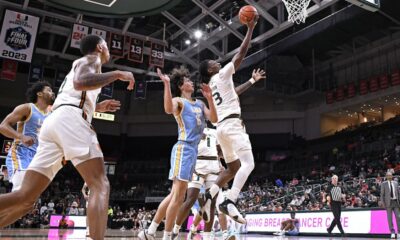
[391, 70, 400, 86]
[101, 83, 114, 98]
[2, 140, 12, 154]
[335, 86, 345, 101]
[128, 37, 144, 63]
[379, 74, 389, 89]
[109, 33, 124, 57]
[347, 82, 356, 98]
[359, 79, 368, 95]
[325, 91, 334, 104]
[0, 9, 40, 63]
[1, 59, 18, 81]
[135, 79, 147, 99]
[369, 77, 379, 92]
[28, 63, 42, 83]
[71, 24, 89, 49]
[90, 28, 107, 40]
[55, 69, 67, 88]
[149, 42, 165, 68]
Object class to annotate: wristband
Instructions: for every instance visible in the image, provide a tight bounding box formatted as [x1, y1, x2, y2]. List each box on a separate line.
[249, 78, 256, 84]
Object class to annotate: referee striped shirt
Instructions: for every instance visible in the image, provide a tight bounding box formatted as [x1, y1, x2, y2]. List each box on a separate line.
[327, 184, 343, 202]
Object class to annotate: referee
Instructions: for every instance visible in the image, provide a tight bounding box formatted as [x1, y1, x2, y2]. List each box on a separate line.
[324, 175, 345, 236]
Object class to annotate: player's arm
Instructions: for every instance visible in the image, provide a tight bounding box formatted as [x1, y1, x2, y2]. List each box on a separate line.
[235, 68, 266, 95]
[73, 58, 134, 91]
[157, 68, 181, 115]
[95, 99, 121, 113]
[232, 17, 258, 70]
[200, 84, 218, 123]
[0, 104, 34, 146]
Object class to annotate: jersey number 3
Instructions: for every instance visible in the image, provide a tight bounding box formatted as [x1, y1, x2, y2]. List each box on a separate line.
[213, 92, 223, 106]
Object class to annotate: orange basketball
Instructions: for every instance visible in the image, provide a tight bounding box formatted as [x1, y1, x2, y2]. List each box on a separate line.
[239, 5, 258, 24]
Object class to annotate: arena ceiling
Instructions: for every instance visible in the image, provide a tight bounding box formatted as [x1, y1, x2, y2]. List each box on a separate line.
[0, 0, 399, 95]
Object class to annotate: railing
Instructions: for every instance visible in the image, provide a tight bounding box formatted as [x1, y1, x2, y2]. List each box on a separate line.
[241, 176, 383, 211]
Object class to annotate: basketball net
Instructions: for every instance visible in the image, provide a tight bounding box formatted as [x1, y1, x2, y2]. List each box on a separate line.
[282, 0, 312, 24]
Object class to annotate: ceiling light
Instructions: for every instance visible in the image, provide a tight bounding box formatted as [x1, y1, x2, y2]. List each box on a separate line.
[194, 30, 203, 39]
[185, 39, 191, 45]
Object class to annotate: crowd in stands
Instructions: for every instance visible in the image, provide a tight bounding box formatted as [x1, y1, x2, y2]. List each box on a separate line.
[237, 115, 400, 213]
[2, 114, 400, 229]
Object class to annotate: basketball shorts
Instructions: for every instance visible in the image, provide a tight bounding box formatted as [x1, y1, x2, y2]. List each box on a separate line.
[217, 118, 252, 163]
[188, 171, 218, 189]
[5, 144, 35, 181]
[168, 141, 197, 182]
[10, 170, 26, 191]
[28, 106, 103, 180]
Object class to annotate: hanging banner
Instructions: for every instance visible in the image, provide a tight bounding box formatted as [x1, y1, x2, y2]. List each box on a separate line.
[109, 33, 124, 57]
[392, 70, 400, 86]
[0, 9, 40, 63]
[335, 86, 345, 101]
[379, 74, 389, 89]
[90, 28, 107, 41]
[149, 42, 164, 68]
[369, 77, 379, 92]
[28, 63, 42, 83]
[1, 59, 18, 81]
[135, 79, 147, 99]
[71, 24, 89, 49]
[128, 37, 144, 63]
[347, 82, 356, 98]
[101, 83, 114, 98]
[325, 91, 334, 104]
[359, 79, 368, 95]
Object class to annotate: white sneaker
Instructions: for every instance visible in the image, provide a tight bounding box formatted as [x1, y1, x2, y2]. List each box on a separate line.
[273, 231, 285, 236]
[138, 230, 156, 240]
[219, 199, 246, 224]
[391, 233, 396, 239]
[223, 233, 236, 240]
[199, 193, 212, 223]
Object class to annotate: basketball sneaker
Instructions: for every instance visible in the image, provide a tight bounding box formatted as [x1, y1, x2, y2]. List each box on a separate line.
[138, 230, 156, 240]
[223, 232, 236, 240]
[218, 199, 246, 224]
[172, 233, 179, 240]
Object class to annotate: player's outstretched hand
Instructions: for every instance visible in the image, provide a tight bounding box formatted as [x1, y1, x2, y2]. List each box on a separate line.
[252, 68, 266, 82]
[157, 68, 170, 84]
[118, 71, 135, 90]
[200, 83, 213, 100]
[247, 14, 259, 29]
[96, 99, 121, 113]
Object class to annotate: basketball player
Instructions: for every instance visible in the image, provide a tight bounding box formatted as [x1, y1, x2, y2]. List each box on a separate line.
[0, 81, 54, 191]
[172, 68, 265, 240]
[139, 67, 217, 240]
[198, 15, 260, 224]
[0, 35, 134, 240]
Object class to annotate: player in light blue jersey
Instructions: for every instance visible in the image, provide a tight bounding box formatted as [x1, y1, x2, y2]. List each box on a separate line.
[0, 81, 54, 191]
[139, 67, 217, 240]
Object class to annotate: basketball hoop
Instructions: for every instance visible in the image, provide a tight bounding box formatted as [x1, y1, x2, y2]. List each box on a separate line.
[282, 0, 312, 24]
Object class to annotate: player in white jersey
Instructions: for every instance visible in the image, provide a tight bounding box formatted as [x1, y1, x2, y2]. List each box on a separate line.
[198, 15, 265, 224]
[0, 35, 135, 240]
[172, 69, 265, 240]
